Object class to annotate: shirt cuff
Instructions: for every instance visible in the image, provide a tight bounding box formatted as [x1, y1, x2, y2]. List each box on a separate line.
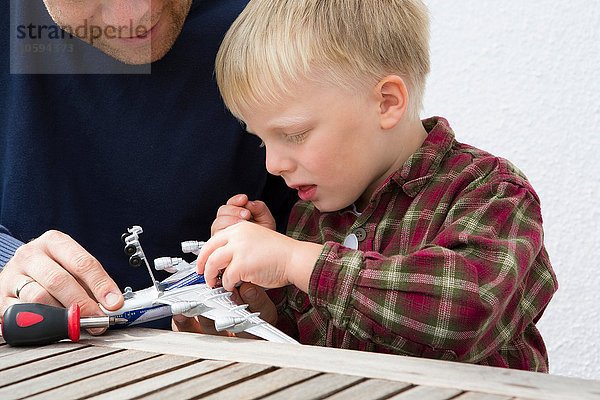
[308, 241, 363, 327]
[0, 233, 24, 269]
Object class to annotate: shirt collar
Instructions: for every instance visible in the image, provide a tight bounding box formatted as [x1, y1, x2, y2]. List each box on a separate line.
[387, 116, 455, 198]
[340, 116, 455, 215]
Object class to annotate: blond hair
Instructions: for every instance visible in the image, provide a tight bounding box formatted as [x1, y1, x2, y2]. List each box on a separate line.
[216, 0, 430, 120]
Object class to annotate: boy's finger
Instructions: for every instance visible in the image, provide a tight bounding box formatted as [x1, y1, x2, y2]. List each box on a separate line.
[226, 194, 249, 206]
[203, 245, 233, 288]
[245, 200, 274, 222]
[216, 204, 250, 219]
[211, 215, 248, 236]
[195, 235, 228, 275]
[221, 265, 242, 292]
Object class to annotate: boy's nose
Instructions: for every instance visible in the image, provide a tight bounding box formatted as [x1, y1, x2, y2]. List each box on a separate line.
[265, 148, 294, 176]
[101, 0, 153, 34]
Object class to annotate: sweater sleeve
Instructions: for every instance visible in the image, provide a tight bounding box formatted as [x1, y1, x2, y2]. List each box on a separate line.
[307, 179, 556, 363]
[0, 225, 24, 270]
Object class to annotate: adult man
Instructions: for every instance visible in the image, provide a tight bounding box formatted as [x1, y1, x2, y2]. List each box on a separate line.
[0, 0, 293, 330]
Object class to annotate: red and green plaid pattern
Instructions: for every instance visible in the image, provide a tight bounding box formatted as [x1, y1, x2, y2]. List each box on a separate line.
[271, 117, 557, 372]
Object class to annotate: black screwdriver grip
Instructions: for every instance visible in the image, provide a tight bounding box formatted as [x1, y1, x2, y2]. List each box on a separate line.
[1, 303, 80, 346]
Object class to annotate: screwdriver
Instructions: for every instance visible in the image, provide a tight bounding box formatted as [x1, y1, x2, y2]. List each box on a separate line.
[0, 303, 127, 346]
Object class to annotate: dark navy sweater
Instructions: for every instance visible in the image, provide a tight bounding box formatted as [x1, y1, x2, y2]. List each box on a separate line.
[0, 1, 295, 298]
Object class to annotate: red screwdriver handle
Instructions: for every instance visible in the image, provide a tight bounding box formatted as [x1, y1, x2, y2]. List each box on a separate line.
[1, 303, 80, 346]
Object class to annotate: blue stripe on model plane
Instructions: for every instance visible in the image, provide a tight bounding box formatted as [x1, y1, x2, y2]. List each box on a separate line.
[111, 305, 168, 328]
[165, 272, 206, 290]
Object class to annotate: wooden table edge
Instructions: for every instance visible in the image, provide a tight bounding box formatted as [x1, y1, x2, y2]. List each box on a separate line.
[81, 328, 600, 400]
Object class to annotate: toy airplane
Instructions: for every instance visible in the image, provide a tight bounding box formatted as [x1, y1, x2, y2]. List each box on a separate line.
[99, 226, 298, 344]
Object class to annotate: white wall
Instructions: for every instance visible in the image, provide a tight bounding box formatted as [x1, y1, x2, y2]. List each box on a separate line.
[422, 1, 600, 379]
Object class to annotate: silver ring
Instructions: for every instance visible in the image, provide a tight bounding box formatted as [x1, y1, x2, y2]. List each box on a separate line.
[15, 279, 35, 299]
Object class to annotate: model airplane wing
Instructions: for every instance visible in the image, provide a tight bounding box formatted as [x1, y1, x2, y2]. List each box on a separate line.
[106, 226, 300, 345]
[154, 284, 298, 344]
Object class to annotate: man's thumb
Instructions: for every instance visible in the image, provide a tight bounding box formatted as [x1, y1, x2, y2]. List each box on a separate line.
[239, 283, 277, 324]
[172, 314, 203, 333]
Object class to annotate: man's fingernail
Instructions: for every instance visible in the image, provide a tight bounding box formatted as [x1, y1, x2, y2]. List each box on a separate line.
[105, 292, 120, 307]
[241, 210, 251, 219]
[245, 287, 258, 301]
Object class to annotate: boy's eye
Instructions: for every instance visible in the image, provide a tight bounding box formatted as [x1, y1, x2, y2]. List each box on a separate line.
[285, 131, 308, 144]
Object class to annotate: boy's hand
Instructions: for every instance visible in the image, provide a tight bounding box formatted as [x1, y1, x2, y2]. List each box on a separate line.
[211, 194, 276, 236]
[197, 221, 323, 293]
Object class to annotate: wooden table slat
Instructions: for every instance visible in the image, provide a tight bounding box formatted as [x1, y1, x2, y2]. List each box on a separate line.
[0, 342, 85, 371]
[0, 344, 33, 359]
[87, 359, 233, 400]
[142, 362, 273, 400]
[0, 349, 158, 399]
[453, 392, 514, 400]
[200, 367, 321, 400]
[83, 328, 600, 400]
[260, 373, 364, 400]
[27, 354, 197, 400]
[0, 346, 121, 387]
[3, 328, 598, 400]
[324, 379, 412, 400]
[387, 385, 464, 399]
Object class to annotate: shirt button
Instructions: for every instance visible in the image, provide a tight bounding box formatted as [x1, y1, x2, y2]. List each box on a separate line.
[342, 234, 359, 249]
[353, 228, 367, 241]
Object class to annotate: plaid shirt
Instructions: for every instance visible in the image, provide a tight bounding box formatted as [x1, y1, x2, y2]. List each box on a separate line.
[270, 117, 557, 372]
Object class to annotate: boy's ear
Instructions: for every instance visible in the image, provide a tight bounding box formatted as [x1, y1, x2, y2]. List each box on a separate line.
[375, 75, 409, 130]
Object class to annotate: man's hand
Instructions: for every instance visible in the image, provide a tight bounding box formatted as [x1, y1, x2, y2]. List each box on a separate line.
[198, 221, 323, 293]
[0, 230, 124, 328]
[172, 282, 277, 339]
[211, 194, 276, 235]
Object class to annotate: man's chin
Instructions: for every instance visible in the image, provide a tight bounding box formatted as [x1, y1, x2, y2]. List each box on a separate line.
[89, 38, 172, 65]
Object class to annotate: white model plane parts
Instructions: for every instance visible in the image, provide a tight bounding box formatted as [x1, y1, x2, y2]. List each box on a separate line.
[100, 226, 299, 344]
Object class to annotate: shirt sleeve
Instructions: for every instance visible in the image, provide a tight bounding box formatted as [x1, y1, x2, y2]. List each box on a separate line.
[0, 225, 24, 270]
[307, 179, 556, 362]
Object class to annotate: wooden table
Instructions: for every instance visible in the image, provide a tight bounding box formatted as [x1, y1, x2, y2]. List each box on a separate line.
[1, 328, 598, 400]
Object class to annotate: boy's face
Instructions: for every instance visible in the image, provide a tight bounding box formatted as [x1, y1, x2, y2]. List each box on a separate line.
[241, 78, 400, 212]
[42, 0, 192, 64]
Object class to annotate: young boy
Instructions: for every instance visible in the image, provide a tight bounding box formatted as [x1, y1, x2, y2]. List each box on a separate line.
[195, 0, 557, 372]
